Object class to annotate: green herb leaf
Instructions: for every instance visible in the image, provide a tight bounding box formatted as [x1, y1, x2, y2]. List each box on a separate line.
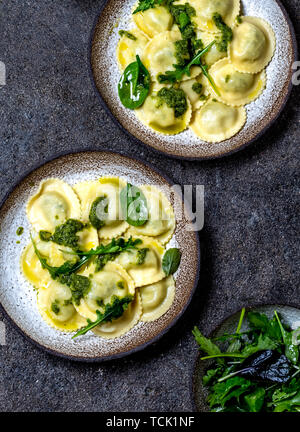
[118, 55, 150, 109]
[31, 234, 89, 279]
[162, 248, 181, 276]
[73, 295, 134, 338]
[120, 183, 148, 227]
[193, 326, 223, 360]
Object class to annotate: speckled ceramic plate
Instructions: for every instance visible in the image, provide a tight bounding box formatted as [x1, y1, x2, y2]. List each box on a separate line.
[0, 151, 200, 361]
[191, 304, 300, 412]
[90, 0, 297, 160]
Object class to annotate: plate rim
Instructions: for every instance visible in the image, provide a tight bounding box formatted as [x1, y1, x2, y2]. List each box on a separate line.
[0, 149, 201, 362]
[88, 0, 298, 161]
[190, 302, 300, 412]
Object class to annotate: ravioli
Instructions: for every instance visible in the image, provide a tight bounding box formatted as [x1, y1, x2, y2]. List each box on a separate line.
[92, 291, 142, 339]
[139, 276, 175, 322]
[190, 99, 246, 142]
[116, 28, 149, 71]
[27, 179, 81, 233]
[133, 5, 173, 38]
[37, 280, 87, 332]
[74, 177, 128, 239]
[21, 242, 52, 290]
[185, 0, 240, 32]
[127, 185, 175, 244]
[180, 75, 209, 111]
[77, 226, 99, 251]
[135, 86, 192, 135]
[115, 236, 165, 287]
[209, 58, 266, 106]
[229, 16, 276, 73]
[75, 262, 135, 321]
[143, 31, 201, 81]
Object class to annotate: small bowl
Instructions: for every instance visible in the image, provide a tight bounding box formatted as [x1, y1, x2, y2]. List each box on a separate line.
[191, 304, 300, 412]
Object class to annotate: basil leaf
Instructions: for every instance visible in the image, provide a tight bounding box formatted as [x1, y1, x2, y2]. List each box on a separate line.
[118, 55, 150, 109]
[162, 248, 181, 276]
[120, 183, 148, 227]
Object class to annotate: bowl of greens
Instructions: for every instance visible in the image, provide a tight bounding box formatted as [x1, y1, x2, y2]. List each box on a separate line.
[192, 305, 300, 412]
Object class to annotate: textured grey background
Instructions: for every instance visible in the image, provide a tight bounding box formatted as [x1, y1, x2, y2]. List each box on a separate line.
[0, 0, 299, 412]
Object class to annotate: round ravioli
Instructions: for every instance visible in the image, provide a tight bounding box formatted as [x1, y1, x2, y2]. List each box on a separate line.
[27, 179, 81, 233]
[180, 75, 209, 111]
[135, 87, 192, 135]
[127, 185, 175, 244]
[21, 242, 52, 290]
[184, 0, 240, 32]
[74, 177, 128, 239]
[140, 276, 175, 322]
[115, 236, 165, 287]
[229, 16, 276, 73]
[75, 262, 135, 321]
[143, 31, 201, 81]
[37, 280, 86, 332]
[190, 99, 246, 142]
[209, 58, 266, 106]
[116, 28, 149, 71]
[133, 5, 173, 38]
[92, 291, 142, 339]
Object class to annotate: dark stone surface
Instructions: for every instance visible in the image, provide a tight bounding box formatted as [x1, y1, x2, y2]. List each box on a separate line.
[0, 0, 299, 412]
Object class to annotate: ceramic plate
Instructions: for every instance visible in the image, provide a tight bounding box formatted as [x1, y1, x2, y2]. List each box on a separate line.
[192, 304, 300, 412]
[0, 151, 200, 361]
[90, 0, 297, 160]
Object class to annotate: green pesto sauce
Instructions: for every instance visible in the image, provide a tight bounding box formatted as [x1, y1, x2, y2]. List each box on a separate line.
[213, 13, 233, 52]
[51, 300, 60, 315]
[95, 252, 117, 272]
[117, 281, 125, 289]
[16, 227, 24, 236]
[89, 196, 107, 230]
[136, 248, 149, 265]
[16, 241, 20, 244]
[225, 74, 231, 83]
[40, 219, 85, 249]
[119, 30, 137, 41]
[174, 39, 190, 67]
[96, 298, 105, 308]
[236, 15, 243, 24]
[59, 273, 91, 306]
[157, 87, 188, 118]
[192, 82, 203, 95]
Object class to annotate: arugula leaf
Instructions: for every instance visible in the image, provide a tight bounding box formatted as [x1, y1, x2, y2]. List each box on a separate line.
[162, 248, 181, 276]
[193, 327, 223, 359]
[73, 295, 134, 338]
[31, 234, 89, 279]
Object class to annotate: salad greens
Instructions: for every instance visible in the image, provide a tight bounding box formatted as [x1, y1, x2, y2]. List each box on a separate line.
[118, 55, 150, 109]
[193, 309, 300, 412]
